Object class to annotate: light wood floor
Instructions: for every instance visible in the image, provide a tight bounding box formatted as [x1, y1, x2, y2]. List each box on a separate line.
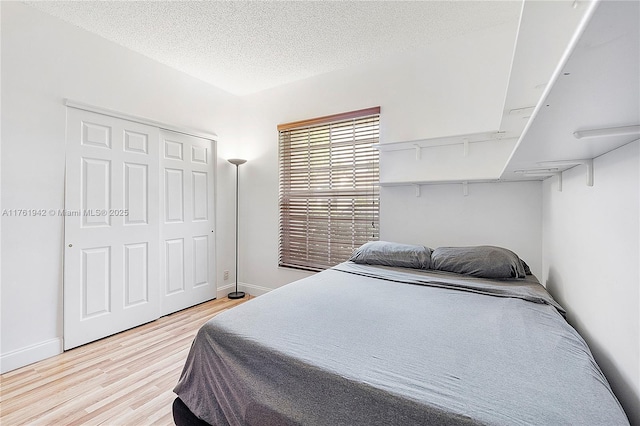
[0, 296, 252, 425]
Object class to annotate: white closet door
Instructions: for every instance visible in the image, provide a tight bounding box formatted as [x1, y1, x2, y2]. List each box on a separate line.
[160, 130, 216, 315]
[64, 108, 160, 350]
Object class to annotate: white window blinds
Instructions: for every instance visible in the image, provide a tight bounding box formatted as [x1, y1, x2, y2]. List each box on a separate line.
[278, 107, 380, 271]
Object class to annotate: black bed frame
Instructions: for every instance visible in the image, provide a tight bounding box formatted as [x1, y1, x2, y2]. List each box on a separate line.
[172, 397, 211, 426]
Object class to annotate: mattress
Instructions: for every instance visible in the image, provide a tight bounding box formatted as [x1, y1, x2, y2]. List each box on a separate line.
[174, 262, 629, 425]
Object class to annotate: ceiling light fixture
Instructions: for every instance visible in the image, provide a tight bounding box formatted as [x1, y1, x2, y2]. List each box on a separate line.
[514, 170, 563, 191]
[573, 125, 640, 139]
[514, 168, 559, 174]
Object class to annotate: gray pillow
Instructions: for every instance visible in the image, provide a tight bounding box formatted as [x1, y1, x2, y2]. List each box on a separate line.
[431, 246, 527, 279]
[350, 241, 431, 269]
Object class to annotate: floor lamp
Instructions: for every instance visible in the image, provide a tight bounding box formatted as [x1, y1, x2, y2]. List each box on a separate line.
[228, 158, 246, 299]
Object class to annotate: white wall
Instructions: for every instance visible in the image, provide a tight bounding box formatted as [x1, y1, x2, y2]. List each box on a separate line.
[0, 2, 240, 372]
[542, 140, 640, 424]
[381, 181, 542, 278]
[230, 19, 527, 293]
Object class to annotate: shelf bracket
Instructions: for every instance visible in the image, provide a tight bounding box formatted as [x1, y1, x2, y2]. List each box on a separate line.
[537, 159, 594, 187]
[463, 139, 469, 157]
[413, 144, 421, 160]
[414, 184, 421, 197]
[554, 172, 563, 192]
[462, 181, 468, 196]
[584, 159, 594, 187]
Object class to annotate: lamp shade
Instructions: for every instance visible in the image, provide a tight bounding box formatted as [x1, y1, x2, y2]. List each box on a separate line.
[228, 158, 247, 166]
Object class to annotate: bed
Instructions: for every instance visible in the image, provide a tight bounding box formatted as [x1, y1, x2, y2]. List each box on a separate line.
[173, 243, 629, 425]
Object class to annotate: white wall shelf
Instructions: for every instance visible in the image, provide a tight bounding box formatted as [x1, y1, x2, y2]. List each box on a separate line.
[500, 1, 639, 185]
[376, 136, 518, 186]
[374, 2, 592, 187]
[374, 130, 517, 156]
[379, 178, 501, 187]
[380, 178, 505, 197]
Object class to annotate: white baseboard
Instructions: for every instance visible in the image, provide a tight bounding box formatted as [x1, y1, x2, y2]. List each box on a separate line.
[0, 338, 62, 374]
[239, 282, 272, 297]
[216, 282, 236, 299]
[217, 282, 272, 299]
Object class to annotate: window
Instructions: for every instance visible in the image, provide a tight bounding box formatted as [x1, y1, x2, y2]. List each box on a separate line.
[278, 107, 380, 271]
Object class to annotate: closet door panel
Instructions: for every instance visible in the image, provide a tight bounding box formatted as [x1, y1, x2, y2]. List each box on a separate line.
[160, 130, 216, 315]
[64, 108, 160, 350]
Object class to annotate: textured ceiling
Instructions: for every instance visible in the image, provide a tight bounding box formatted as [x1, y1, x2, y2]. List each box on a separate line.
[25, 1, 521, 96]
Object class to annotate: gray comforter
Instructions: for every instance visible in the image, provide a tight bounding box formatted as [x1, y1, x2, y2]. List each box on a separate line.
[174, 262, 629, 425]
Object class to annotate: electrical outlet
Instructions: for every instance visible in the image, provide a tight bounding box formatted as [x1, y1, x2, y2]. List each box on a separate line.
[223, 270, 229, 280]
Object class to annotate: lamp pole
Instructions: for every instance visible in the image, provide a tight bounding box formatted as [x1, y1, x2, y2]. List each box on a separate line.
[228, 158, 246, 299]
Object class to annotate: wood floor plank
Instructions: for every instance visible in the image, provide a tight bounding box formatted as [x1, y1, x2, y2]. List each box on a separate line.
[0, 296, 251, 425]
